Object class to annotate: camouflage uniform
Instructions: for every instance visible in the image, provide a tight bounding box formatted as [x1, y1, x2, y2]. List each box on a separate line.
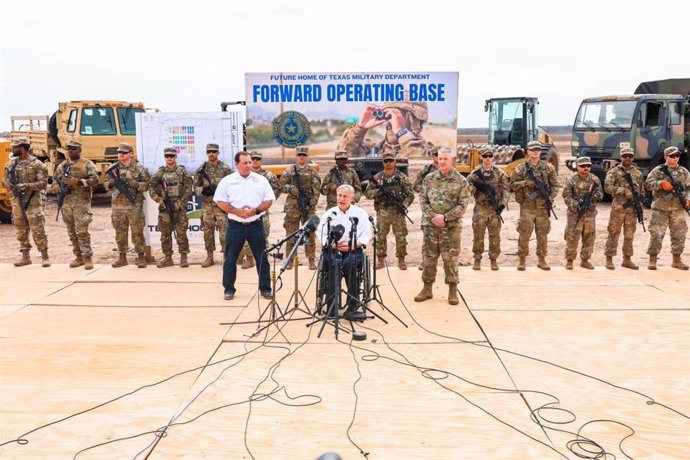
[604, 163, 644, 259]
[280, 162, 321, 263]
[194, 160, 232, 253]
[53, 157, 99, 259]
[2, 152, 49, 258]
[510, 160, 559, 260]
[320, 165, 362, 209]
[467, 165, 510, 262]
[413, 161, 438, 269]
[420, 169, 469, 284]
[364, 169, 414, 259]
[149, 164, 193, 256]
[106, 159, 150, 255]
[562, 170, 603, 263]
[645, 163, 690, 258]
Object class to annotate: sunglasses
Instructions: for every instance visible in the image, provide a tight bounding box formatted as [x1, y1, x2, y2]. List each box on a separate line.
[296, 153, 308, 157]
[578, 165, 591, 169]
[481, 154, 494, 158]
[382, 159, 395, 163]
[251, 157, 261, 161]
[620, 154, 633, 158]
[668, 153, 680, 159]
[528, 147, 541, 152]
[207, 150, 218, 154]
[164, 154, 177, 158]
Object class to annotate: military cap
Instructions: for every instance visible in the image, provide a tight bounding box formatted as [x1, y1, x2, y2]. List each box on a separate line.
[250, 151, 262, 159]
[664, 146, 680, 156]
[296, 146, 309, 155]
[334, 150, 348, 160]
[11, 136, 30, 147]
[66, 140, 82, 149]
[429, 145, 440, 156]
[480, 147, 495, 156]
[526, 141, 542, 150]
[382, 153, 395, 160]
[206, 143, 219, 152]
[163, 146, 177, 155]
[576, 156, 592, 166]
[117, 142, 133, 153]
[620, 147, 634, 157]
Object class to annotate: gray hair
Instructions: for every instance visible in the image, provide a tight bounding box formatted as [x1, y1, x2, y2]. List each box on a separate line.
[437, 146, 453, 156]
[336, 184, 355, 196]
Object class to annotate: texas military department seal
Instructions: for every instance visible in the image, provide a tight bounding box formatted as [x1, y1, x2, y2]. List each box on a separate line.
[273, 111, 311, 147]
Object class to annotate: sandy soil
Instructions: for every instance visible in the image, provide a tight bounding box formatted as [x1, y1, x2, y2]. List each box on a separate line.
[1, 135, 687, 269]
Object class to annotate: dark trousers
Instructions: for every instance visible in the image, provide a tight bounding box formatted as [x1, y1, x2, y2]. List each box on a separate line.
[324, 248, 363, 308]
[223, 219, 270, 294]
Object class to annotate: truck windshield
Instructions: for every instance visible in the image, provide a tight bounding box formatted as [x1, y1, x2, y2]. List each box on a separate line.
[117, 107, 144, 135]
[488, 100, 526, 145]
[80, 107, 116, 135]
[574, 100, 637, 130]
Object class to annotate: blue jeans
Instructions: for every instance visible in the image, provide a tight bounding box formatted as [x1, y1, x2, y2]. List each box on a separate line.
[223, 219, 270, 294]
[324, 248, 363, 309]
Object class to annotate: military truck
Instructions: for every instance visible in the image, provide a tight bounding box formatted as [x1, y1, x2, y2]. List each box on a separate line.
[10, 101, 146, 182]
[569, 79, 690, 183]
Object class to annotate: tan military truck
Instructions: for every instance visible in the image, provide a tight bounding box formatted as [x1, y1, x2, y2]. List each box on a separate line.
[10, 100, 146, 182]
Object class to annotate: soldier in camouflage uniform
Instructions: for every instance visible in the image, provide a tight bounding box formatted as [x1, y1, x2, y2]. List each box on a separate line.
[194, 143, 232, 268]
[238, 151, 281, 269]
[2, 137, 50, 267]
[279, 147, 321, 269]
[414, 147, 439, 270]
[364, 153, 415, 270]
[107, 143, 151, 268]
[321, 150, 362, 209]
[415, 147, 469, 305]
[562, 157, 603, 269]
[338, 99, 432, 158]
[510, 141, 560, 271]
[52, 140, 99, 269]
[467, 148, 510, 270]
[645, 146, 690, 270]
[603, 147, 645, 270]
[149, 147, 193, 268]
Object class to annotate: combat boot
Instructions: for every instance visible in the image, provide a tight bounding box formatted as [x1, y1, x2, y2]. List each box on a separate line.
[605, 256, 615, 270]
[180, 253, 189, 268]
[157, 255, 174, 268]
[580, 259, 594, 270]
[309, 258, 317, 270]
[376, 257, 385, 270]
[648, 255, 657, 270]
[672, 254, 689, 270]
[565, 259, 574, 270]
[621, 256, 638, 270]
[448, 283, 459, 305]
[537, 257, 550, 271]
[490, 258, 499, 271]
[398, 257, 407, 270]
[69, 251, 84, 268]
[242, 256, 255, 269]
[14, 250, 31, 267]
[111, 253, 128, 268]
[201, 251, 215, 268]
[472, 258, 481, 271]
[517, 256, 526, 271]
[83, 257, 94, 270]
[414, 282, 433, 302]
[40, 250, 50, 268]
[136, 253, 147, 268]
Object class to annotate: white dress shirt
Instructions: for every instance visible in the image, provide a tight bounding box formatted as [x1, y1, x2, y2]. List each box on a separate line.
[213, 171, 275, 223]
[317, 204, 371, 248]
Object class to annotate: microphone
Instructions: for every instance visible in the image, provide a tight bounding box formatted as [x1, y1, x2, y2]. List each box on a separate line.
[349, 216, 359, 225]
[328, 224, 345, 243]
[325, 210, 337, 223]
[302, 215, 320, 236]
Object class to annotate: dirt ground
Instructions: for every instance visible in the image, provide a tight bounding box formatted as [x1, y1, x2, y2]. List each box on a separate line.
[1, 135, 688, 269]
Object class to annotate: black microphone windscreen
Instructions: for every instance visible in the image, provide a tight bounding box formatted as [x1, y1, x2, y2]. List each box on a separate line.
[330, 224, 345, 242]
[304, 215, 320, 232]
[350, 216, 359, 224]
[368, 215, 374, 223]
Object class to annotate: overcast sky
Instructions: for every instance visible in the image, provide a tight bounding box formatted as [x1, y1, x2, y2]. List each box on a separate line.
[0, 0, 683, 131]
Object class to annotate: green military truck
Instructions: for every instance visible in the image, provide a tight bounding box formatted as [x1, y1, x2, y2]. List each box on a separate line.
[570, 79, 690, 183]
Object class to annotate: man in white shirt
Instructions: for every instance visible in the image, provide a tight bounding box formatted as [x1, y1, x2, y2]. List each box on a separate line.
[317, 184, 372, 320]
[214, 151, 276, 300]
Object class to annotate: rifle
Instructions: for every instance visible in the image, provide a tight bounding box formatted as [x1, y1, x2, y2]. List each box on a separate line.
[199, 162, 216, 198]
[661, 165, 690, 216]
[575, 181, 597, 225]
[622, 170, 646, 232]
[293, 167, 311, 221]
[372, 175, 413, 224]
[330, 166, 344, 186]
[472, 171, 504, 224]
[9, 160, 33, 219]
[55, 163, 72, 221]
[106, 164, 136, 204]
[161, 180, 178, 241]
[525, 164, 558, 220]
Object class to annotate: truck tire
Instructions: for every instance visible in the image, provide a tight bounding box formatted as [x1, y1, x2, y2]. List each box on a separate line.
[49, 112, 61, 147]
[542, 144, 559, 174]
[0, 201, 12, 224]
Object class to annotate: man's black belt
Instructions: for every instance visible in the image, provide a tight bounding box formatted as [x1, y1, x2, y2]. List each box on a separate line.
[229, 217, 262, 226]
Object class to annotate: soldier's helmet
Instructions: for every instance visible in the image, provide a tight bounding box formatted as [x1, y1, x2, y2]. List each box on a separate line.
[117, 142, 133, 153]
[382, 152, 395, 160]
[576, 156, 592, 166]
[250, 151, 262, 160]
[664, 146, 680, 156]
[526, 140, 542, 151]
[206, 143, 220, 152]
[429, 145, 440, 157]
[66, 140, 82, 149]
[620, 147, 634, 157]
[164, 146, 177, 155]
[296, 146, 309, 156]
[11, 136, 30, 147]
[334, 150, 348, 160]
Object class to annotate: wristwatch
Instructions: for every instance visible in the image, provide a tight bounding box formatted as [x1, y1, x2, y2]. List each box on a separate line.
[396, 127, 410, 138]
